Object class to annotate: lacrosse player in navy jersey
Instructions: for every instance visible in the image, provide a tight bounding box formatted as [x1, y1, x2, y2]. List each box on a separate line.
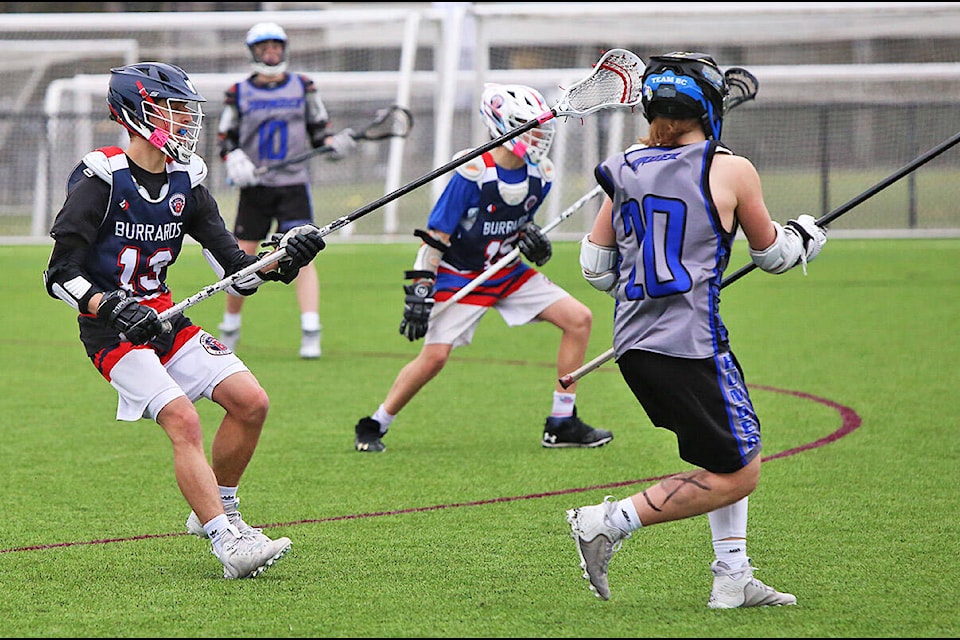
[565, 52, 826, 607]
[353, 83, 613, 453]
[43, 62, 326, 579]
[216, 22, 357, 359]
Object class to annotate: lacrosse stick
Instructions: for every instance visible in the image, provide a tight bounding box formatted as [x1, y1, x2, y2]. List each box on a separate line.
[431, 184, 605, 317]
[559, 126, 960, 388]
[254, 105, 414, 175]
[723, 67, 759, 112]
[160, 49, 644, 321]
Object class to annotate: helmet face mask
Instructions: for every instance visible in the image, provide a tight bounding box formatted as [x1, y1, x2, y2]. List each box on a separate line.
[245, 22, 288, 75]
[107, 62, 206, 163]
[641, 52, 728, 140]
[479, 83, 555, 166]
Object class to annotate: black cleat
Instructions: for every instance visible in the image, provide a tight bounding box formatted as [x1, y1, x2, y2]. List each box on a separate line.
[355, 417, 386, 452]
[542, 407, 613, 448]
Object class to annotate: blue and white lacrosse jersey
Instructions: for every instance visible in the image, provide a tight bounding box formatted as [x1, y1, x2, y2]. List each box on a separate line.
[428, 151, 552, 306]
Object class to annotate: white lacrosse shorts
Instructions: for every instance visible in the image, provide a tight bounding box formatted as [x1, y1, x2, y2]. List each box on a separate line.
[108, 330, 249, 422]
[425, 272, 570, 349]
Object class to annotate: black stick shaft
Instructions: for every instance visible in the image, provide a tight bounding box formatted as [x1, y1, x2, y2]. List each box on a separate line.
[559, 128, 960, 387]
[722, 128, 960, 287]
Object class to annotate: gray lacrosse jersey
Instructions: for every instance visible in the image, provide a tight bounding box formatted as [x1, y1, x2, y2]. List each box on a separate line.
[597, 140, 736, 359]
[236, 76, 312, 187]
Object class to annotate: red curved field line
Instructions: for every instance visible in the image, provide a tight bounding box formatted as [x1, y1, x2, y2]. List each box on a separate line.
[1, 384, 859, 554]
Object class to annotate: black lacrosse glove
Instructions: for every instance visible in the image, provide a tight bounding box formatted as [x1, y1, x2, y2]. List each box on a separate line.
[399, 270, 435, 342]
[517, 221, 552, 266]
[96, 290, 165, 345]
[261, 225, 326, 284]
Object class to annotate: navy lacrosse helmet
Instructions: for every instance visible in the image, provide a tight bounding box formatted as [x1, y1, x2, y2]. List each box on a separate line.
[107, 62, 206, 163]
[641, 51, 728, 140]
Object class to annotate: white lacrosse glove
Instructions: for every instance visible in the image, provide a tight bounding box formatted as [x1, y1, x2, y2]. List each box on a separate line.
[224, 149, 259, 187]
[328, 128, 357, 159]
[785, 214, 827, 263]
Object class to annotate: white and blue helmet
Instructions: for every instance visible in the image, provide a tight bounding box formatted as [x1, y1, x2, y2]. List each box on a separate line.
[245, 22, 288, 75]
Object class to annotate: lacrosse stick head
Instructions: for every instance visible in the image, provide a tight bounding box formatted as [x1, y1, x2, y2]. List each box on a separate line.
[363, 105, 414, 141]
[723, 67, 759, 113]
[246, 22, 289, 75]
[557, 48, 645, 117]
[480, 83, 556, 166]
[641, 51, 727, 140]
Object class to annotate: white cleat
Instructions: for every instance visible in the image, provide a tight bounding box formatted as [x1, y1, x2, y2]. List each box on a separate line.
[708, 559, 797, 609]
[565, 496, 630, 600]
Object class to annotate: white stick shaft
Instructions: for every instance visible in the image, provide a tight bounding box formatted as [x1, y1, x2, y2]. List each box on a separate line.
[158, 247, 288, 322]
[559, 346, 615, 389]
[432, 185, 604, 317]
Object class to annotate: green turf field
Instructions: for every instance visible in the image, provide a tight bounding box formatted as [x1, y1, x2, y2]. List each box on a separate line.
[0, 238, 957, 637]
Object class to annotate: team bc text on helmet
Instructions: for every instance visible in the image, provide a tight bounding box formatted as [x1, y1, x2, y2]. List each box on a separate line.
[479, 83, 556, 166]
[641, 51, 728, 140]
[107, 62, 206, 164]
[245, 21, 289, 75]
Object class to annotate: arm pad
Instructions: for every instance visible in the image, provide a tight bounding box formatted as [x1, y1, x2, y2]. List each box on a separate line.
[411, 228, 450, 274]
[202, 248, 268, 296]
[750, 221, 807, 274]
[579, 234, 619, 296]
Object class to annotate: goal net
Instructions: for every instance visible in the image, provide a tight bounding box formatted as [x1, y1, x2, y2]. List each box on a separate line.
[2, 3, 960, 241]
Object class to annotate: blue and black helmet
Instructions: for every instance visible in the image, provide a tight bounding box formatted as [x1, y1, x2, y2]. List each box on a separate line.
[641, 51, 727, 140]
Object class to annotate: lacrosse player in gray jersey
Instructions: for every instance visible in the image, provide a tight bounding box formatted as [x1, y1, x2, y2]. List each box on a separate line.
[565, 52, 826, 607]
[217, 22, 357, 359]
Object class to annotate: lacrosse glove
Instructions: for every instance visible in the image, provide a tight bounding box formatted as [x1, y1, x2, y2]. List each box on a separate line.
[224, 149, 259, 188]
[328, 128, 357, 159]
[399, 270, 435, 341]
[260, 225, 326, 284]
[518, 221, 552, 266]
[785, 214, 827, 263]
[96, 290, 166, 345]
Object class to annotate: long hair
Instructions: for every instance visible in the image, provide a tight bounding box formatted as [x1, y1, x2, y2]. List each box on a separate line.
[640, 117, 701, 147]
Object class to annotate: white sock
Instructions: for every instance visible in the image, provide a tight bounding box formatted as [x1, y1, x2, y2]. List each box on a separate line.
[204, 514, 233, 555]
[221, 312, 242, 331]
[372, 404, 395, 435]
[551, 392, 576, 418]
[219, 485, 238, 510]
[608, 497, 642, 533]
[301, 312, 321, 333]
[708, 497, 749, 569]
[712, 540, 748, 573]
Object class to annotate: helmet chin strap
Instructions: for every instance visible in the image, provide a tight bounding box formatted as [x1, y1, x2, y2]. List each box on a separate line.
[251, 60, 287, 75]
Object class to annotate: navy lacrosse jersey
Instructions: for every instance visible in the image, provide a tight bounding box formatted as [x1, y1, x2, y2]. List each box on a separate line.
[74, 147, 191, 300]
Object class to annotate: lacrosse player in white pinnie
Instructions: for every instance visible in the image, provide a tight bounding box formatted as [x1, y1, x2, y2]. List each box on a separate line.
[43, 62, 326, 579]
[565, 51, 825, 607]
[353, 84, 613, 453]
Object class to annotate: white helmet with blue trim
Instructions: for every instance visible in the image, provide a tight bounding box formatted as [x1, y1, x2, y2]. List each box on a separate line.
[245, 22, 289, 75]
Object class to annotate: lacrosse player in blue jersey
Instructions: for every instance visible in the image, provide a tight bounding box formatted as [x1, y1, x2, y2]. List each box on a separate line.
[566, 52, 826, 607]
[43, 62, 326, 579]
[217, 22, 357, 359]
[353, 84, 613, 453]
